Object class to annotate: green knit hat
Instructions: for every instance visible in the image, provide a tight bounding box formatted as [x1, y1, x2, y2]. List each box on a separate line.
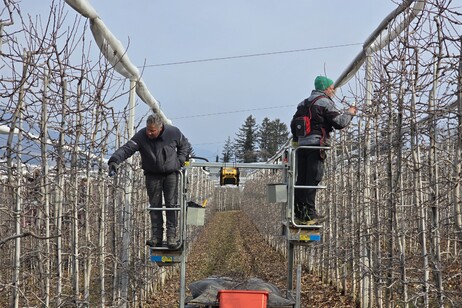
[314, 76, 334, 91]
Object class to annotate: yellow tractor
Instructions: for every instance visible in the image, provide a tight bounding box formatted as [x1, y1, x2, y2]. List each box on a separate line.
[219, 167, 240, 186]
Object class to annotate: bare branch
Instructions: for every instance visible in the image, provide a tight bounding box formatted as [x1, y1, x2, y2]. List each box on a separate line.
[0, 231, 61, 246]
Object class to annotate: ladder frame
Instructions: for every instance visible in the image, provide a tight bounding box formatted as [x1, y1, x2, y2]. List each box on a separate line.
[155, 147, 330, 307]
[147, 169, 188, 307]
[285, 144, 330, 297]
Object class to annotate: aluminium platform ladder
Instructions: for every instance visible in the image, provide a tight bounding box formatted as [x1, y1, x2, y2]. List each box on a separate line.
[285, 143, 330, 303]
[147, 169, 189, 307]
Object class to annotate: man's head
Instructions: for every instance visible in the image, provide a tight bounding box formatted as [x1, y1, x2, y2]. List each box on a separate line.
[146, 113, 164, 139]
[315, 75, 335, 98]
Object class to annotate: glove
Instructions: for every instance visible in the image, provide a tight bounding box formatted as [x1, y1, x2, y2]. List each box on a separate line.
[347, 105, 357, 115]
[108, 162, 118, 177]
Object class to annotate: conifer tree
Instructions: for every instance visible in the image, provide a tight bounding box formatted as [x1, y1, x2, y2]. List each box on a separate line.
[258, 118, 289, 161]
[234, 115, 258, 163]
[221, 136, 234, 162]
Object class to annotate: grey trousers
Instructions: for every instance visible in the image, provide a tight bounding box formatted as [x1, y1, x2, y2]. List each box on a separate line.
[145, 172, 178, 240]
[294, 148, 325, 219]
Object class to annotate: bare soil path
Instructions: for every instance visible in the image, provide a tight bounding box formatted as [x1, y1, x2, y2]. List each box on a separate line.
[147, 210, 356, 307]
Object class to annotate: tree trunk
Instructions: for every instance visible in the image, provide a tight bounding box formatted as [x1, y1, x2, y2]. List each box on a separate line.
[454, 35, 462, 276]
[428, 25, 444, 305]
[40, 67, 51, 307]
[54, 79, 68, 306]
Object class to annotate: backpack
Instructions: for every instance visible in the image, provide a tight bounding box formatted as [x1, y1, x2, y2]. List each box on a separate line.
[290, 96, 325, 138]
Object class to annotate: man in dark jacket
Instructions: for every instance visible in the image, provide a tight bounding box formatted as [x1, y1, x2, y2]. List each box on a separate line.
[108, 113, 191, 247]
[291, 75, 356, 223]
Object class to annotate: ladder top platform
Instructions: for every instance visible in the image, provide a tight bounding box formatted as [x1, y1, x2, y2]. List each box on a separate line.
[287, 228, 322, 244]
[150, 246, 184, 266]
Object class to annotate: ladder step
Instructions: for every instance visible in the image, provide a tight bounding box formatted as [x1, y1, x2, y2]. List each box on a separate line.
[146, 206, 181, 211]
[293, 185, 327, 189]
[148, 243, 184, 251]
[290, 224, 323, 229]
[289, 216, 325, 227]
[285, 221, 323, 229]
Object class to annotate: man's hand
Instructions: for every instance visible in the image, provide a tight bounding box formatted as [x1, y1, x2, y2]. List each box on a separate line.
[347, 106, 357, 115]
[108, 162, 118, 177]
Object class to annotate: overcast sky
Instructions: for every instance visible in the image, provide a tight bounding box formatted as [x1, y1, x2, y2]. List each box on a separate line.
[24, 0, 398, 160]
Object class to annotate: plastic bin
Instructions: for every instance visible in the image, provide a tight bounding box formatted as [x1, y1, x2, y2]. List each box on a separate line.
[218, 290, 269, 308]
[187, 206, 205, 226]
[267, 183, 287, 203]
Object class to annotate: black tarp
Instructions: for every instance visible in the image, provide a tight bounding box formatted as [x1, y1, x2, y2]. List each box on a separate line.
[186, 277, 295, 307]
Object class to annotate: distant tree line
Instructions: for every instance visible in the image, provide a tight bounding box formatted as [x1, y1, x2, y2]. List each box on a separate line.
[219, 115, 288, 163]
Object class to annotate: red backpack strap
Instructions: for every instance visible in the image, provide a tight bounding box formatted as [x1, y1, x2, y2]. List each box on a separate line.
[304, 95, 327, 118]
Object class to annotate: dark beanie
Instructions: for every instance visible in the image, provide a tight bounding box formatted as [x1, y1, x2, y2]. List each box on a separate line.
[314, 76, 334, 91]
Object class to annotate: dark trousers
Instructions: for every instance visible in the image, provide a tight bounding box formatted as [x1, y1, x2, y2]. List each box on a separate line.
[294, 148, 324, 219]
[145, 172, 178, 240]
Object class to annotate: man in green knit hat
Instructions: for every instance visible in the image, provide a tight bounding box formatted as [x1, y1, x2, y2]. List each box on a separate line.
[290, 75, 357, 224]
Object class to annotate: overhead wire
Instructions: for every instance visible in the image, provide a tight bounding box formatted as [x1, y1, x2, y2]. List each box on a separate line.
[141, 43, 362, 68]
[170, 105, 294, 120]
[155, 43, 363, 121]
[137, 42, 363, 152]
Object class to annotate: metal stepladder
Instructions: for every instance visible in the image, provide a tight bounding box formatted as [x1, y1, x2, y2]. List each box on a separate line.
[284, 144, 330, 304]
[147, 168, 190, 307]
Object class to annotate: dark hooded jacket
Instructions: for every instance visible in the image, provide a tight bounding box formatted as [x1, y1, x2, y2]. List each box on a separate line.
[291, 90, 354, 145]
[109, 124, 191, 175]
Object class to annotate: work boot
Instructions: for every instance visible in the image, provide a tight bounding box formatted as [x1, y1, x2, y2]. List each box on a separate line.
[306, 212, 326, 224]
[146, 238, 163, 247]
[150, 225, 163, 246]
[293, 218, 308, 225]
[167, 235, 178, 248]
